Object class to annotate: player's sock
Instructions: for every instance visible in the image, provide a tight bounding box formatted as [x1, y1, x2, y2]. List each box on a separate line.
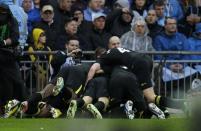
[155, 95, 184, 109]
[61, 88, 72, 100]
[28, 93, 42, 104]
[94, 101, 105, 112]
[77, 98, 85, 108]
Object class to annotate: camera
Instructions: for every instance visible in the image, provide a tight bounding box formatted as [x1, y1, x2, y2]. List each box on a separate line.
[75, 50, 83, 58]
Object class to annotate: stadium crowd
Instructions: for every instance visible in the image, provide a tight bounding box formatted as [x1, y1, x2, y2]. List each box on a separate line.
[0, 0, 201, 119]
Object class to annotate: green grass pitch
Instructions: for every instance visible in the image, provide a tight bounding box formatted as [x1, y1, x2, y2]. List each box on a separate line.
[0, 118, 191, 131]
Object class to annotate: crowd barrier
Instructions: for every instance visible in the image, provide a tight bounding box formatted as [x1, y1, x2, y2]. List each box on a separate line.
[20, 51, 201, 100]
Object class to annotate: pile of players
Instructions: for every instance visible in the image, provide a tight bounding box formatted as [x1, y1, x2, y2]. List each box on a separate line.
[2, 36, 184, 119]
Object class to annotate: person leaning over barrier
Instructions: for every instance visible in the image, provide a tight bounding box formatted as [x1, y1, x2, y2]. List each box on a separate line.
[50, 35, 82, 79]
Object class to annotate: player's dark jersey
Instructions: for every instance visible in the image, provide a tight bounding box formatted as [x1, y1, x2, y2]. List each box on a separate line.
[99, 47, 153, 89]
[98, 48, 134, 72]
[50, 63, 92, 95]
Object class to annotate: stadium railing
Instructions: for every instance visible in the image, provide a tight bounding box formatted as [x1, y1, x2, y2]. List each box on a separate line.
[20, 51, 201, 100]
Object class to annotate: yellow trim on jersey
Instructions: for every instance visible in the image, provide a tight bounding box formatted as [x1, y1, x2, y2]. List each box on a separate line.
[75, 85, 83, 94]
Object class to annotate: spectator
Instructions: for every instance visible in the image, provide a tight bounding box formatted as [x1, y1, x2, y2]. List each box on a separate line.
[28, 28, 52, 62]
[28, 28, 52, 90]
[53, 0, 73, 31]
[131, 0, 147, 18]
[121, 17, 154, 51]
[153, 17, 196, 82]
[56, 18, 78, 51]
[154, 17, 189, 61]
[104, 0, 116, 10]
[56, 17, 87, 51]
[146, 9, 163, 39]
[51, 36, 82, 78]
[105, 7, 135, 37]
[83, 0, 106, 21]
[132, 0, 147, 18]
[153, 0, 166, 26]
[113, 0, 130, 9]
[21, 0, 41, 33]
[72, 7, 92, 31]
[164, 0, 184, 20]
[72, 7, 92, 50]
[0, 0, 28, 49]
[71, 0, 87, 10]
[33, 0, 40, 8]
[178, 2, 201, 37]
[34, 4, 61, 50]
[0, 3, 26, 113]
[85, 12, 111, 50]
[188, 23, 201, 60]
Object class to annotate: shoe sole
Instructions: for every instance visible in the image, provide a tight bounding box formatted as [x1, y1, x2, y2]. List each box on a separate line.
[148, 103, 165, 119]
[87, 104, 102, 119]
[4, 102, 21, 118]
[66, 101, 77, 119]
[53, 77, 64, 96]
[51, 108, 62, 118]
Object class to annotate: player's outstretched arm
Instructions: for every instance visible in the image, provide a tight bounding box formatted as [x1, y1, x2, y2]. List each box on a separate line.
[85, 63, 101, 86]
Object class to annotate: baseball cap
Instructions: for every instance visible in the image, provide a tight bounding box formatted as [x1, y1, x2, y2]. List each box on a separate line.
[92, 12, 106, 21]
[115, 0, 130, 9]
[42, 5, 54, 13]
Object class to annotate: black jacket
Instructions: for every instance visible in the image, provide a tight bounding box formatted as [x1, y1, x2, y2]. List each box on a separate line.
[178, 6, 201, 37]
[85, 28, 111, 50]
[147, 22, 164, 39]
[0, 4, 19, 48]
[105, 9, 132, 37]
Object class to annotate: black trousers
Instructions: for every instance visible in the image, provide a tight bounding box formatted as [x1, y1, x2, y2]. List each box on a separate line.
[0, 53, 26, 107]
[130, 53, 153, 90]
[109, 66, 146, 111]
[84, 76, 109, 99]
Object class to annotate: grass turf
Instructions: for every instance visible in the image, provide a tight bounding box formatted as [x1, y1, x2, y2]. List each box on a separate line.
[0, 118, 190, 131]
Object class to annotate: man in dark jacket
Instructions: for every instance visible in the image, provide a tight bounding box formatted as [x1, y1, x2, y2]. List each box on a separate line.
[51, 36, 82, 78]
[146, 9, 163, 39]
[0, 3, 26, 114]
[53, 0, 73, 33]
[105, 8, 134, 37]
[85, 12, 111, 50]
[33, 4, 61, 50]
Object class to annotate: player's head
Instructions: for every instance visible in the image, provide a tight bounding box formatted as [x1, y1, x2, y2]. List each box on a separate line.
[95, 47, 106, 59]
[108, 36, 121, 49]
